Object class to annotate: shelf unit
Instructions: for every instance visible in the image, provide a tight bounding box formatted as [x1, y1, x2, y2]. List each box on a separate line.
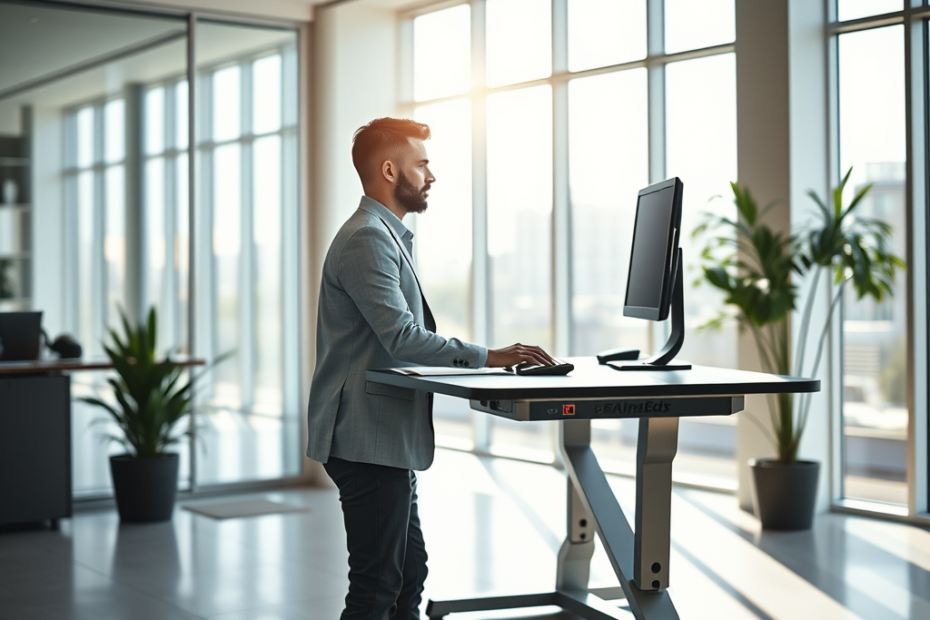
[0, 107, 32, 311]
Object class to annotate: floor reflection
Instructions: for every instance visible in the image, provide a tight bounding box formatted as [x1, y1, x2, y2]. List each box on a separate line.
[1, 449, 929, 619]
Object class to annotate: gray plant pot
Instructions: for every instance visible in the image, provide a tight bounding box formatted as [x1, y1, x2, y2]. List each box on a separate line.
[749, 459, 820, 530]
[110, 453, 179, 523]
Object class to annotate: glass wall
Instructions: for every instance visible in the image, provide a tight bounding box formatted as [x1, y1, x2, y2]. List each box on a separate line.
[193, 22, 301, 485]
[403, 0, 738, 482]
[834, 18, 908, 506]
[0, 1, 301, 497]
[53, 7, 191, 495]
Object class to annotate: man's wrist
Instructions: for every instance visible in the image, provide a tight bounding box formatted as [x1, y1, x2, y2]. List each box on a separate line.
[477, 347, 488, 368]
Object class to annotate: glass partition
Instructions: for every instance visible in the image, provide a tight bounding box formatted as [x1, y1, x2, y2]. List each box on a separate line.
[0, 1, 189, 496]
[837, 25, 907, 506]
[0, 1, 301, 498]
[193, 21, 300, 486]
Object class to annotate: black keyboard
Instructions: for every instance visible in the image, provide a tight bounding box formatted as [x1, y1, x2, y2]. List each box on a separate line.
[514, 358, 574, 376]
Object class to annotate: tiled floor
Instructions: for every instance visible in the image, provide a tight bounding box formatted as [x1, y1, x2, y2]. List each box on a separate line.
[1, 449, 930, 619]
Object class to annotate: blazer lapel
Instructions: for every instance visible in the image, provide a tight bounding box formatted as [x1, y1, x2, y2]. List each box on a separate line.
[370, 212, 437, 332]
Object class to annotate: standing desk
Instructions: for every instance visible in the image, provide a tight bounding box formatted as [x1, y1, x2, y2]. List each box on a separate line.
[366, 357, 819, 620]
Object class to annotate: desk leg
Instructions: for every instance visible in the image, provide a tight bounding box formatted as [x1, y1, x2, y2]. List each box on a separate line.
[426, 417, 680, 620]
[556, 477, 595, 591]
[634, 417, 679, 591]
[561, 419, 680, 620]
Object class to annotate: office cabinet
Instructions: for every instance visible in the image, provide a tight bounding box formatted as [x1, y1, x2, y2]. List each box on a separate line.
[0, 373, 72, 527]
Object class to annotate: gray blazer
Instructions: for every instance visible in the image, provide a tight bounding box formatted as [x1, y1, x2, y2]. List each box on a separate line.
[306, 198, 486, 470]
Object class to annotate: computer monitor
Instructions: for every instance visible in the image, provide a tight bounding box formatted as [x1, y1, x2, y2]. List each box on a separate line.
[614, 178, 690, 371]
[0, 311, 43, 362]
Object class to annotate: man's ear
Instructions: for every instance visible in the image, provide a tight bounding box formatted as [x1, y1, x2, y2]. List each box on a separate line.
[381, 159, 397, 185]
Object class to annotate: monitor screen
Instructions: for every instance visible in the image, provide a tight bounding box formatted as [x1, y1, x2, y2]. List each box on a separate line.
[623, 178, 683, 321]
[0, 311, 43, 361]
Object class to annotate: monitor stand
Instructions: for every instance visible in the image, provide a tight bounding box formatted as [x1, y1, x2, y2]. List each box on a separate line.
[611, 249, 691, 371]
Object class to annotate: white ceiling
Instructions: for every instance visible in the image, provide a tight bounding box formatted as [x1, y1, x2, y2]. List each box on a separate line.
[0, 3, 187, 95]
[0, 2, 297, 112]
[0, 0, 422, 119]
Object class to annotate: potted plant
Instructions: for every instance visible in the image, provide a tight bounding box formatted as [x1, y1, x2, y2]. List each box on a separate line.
[81, 307, 196, 523]
[694, 168, 903, 529]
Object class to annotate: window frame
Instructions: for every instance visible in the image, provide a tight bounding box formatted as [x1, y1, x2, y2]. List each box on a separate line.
[827, 0, 930, 520]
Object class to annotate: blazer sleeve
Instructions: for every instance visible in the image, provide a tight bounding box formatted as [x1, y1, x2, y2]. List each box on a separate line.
[337, 224, 486, 367]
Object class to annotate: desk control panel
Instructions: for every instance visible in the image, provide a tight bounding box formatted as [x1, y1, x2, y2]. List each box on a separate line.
[469, 395, 745, 421]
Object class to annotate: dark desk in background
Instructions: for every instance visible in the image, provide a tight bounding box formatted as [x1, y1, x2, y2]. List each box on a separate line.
[367, 358, 819, 620]
[0, 364, 71, 528]
[0, 359, 203, 528]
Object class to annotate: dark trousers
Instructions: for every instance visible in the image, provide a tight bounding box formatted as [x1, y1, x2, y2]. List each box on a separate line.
[324, 457, 428, 620]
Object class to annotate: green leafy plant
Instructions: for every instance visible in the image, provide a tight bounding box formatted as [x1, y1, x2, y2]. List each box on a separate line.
[694, 168, 904, 463]
[81, 307, 196, 458]
[0, 258, 14, 299]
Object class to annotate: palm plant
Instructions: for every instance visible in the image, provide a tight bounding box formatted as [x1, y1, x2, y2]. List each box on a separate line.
[694, 168, 904, 463]
[81, 307, 194, 458]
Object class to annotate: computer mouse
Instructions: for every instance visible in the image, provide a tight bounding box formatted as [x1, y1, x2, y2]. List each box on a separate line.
[515, 360, 574, 376]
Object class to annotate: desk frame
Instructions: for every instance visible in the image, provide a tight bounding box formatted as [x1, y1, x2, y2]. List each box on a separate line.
[427, 403, 718, 620]
[366, 363, 817, 620]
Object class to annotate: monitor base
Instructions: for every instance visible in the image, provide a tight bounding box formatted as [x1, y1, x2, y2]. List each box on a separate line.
[607, 360, 692, 371]
[596, 347, 641, 364]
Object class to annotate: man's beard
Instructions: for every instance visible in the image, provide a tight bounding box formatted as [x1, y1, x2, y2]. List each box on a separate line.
[395, 172, 429, 214]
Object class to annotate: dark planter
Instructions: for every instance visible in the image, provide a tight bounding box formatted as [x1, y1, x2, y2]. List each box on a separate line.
[750, 459, 820, 530]
[110, 453, 180, 522]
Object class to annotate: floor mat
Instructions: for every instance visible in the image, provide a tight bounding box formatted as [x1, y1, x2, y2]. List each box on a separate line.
[183, 498, 311, 519]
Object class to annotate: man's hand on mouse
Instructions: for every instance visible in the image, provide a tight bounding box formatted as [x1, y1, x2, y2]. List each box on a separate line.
[486, 344, 555, 368]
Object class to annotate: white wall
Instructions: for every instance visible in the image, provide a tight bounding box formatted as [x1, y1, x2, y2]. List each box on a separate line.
[312, 1, 398, 246]
[734, 1, 792, 513]
[734, 0, 831, 511]
[787, 0, 832, 511]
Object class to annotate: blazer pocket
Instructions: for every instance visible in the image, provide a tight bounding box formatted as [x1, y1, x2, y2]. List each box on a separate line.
[365, 381, 416, 401]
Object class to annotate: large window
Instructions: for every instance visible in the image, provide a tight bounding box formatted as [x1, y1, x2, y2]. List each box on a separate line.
[403, 0, 738, 483]
[833, 8, 911, 509]
[144, 81, 189, 355]
[66, 101, 127, 360]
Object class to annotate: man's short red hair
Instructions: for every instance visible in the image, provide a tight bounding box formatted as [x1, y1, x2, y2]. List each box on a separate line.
[352, 118, 431, 184]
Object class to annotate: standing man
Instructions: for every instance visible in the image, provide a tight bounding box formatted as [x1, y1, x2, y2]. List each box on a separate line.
[306, 117, 553, 619]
